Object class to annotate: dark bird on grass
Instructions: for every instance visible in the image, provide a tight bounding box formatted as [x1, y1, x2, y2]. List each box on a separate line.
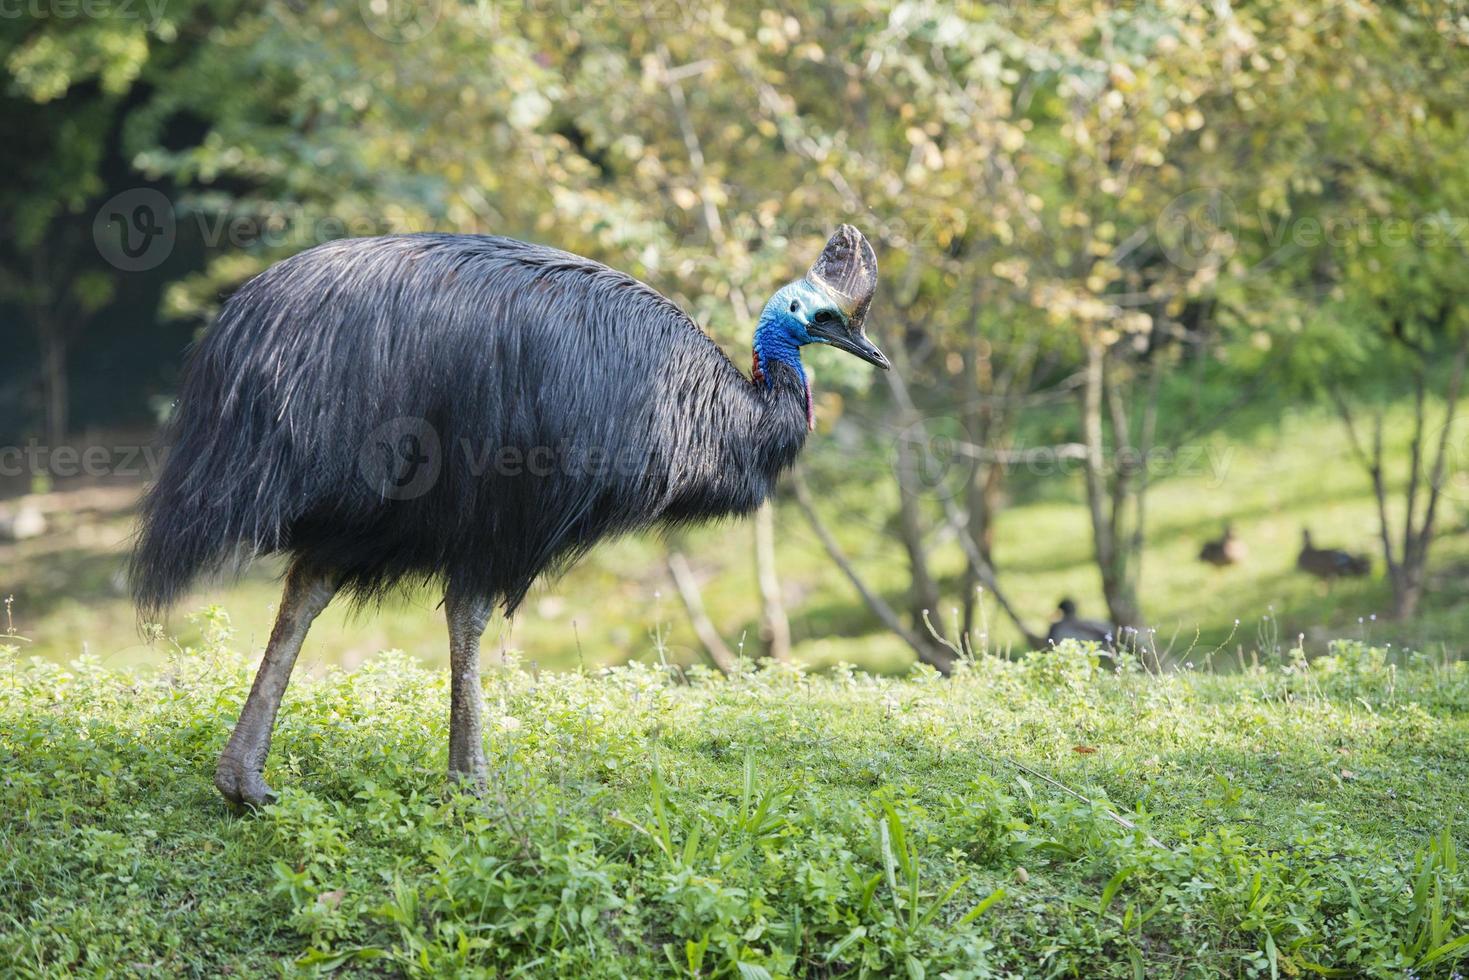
[1296, 529, 1371, 580]
[1199, 522, 1247, 567]
[130, 226, 887, 806]
[1045, 597, 1116, 649]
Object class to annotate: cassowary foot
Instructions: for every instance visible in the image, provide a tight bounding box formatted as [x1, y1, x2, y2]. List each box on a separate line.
[214, 753, 277, 808]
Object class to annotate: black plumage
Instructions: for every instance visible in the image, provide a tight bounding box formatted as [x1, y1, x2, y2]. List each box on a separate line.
[1045, 597, 1116, 649]
[131, 230, 874, 617]
[1296, 529, 1371, 580]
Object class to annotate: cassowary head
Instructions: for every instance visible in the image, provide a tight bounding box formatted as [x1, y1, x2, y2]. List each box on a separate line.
[753, 225, 889, 380]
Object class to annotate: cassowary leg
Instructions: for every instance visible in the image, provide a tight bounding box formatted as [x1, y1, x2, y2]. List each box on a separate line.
[445, 593, 493, 791]
[214, 563, 336, 807]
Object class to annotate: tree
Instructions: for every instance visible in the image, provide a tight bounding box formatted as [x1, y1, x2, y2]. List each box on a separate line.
[1, 10, 160, 444]
[1330, 328, 1468, 619]
[1242, 0, 1469, 618]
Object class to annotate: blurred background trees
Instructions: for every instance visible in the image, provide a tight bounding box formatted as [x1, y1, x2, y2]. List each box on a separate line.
[3, 0, 1467, 669]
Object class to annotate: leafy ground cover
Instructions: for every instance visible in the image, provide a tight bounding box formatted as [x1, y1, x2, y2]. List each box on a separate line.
[2, 630, 1466, 977]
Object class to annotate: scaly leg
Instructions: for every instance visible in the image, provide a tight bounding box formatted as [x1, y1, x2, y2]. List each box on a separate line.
[214, 563, 336, 807]
[445, 593, 492, 791]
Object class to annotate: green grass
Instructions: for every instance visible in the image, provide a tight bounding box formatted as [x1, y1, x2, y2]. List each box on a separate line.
[3, 634, 1467, 976]
[7, 399, 1469, 676]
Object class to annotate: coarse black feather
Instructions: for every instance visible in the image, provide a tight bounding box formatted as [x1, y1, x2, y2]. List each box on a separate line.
[130, 234, 811, 617]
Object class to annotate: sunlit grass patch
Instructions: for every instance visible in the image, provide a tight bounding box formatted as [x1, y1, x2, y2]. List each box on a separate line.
[2, 639, 1466, 976]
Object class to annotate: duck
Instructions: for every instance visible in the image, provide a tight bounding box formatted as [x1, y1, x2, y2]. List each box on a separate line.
[1045, 597, 1115, 649]
[1296, 529, 1370, 579]
[1199, 522, 1247, 567]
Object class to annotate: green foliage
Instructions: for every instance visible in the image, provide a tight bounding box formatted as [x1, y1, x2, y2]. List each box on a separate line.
[15, 0, 1461, 400]
[1, 637, 1466, 976]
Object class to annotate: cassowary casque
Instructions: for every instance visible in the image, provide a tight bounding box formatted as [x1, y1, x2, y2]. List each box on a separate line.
[130, 225, 886, 804]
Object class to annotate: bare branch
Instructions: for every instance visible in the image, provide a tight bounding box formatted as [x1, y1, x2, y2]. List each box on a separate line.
[1104, 351, 1133, 551]
[1081, 339, 1115, 569]
[1129, 363, 1164, 563]
[1404, 362, 1428, 550]
[1418, 330, 1469, 558]
[935, 488, 1045, 648]
[666, 551, 738, 675]
[1369, 412, 1400, 577]
[791, 470, 952, 673]
[753, 503, 791, 661]
[1328, 385, 1375, 472]
[946, 441, 1089, 465]
[921, 610, 966, 662]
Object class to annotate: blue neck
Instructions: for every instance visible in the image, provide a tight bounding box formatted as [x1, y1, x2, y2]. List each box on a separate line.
[753, 305, 806, 386]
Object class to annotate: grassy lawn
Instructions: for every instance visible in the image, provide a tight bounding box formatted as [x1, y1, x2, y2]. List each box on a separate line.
[3, 636, 1466, 976]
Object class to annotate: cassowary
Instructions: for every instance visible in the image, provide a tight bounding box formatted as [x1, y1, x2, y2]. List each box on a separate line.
[130, 226, 887, 805]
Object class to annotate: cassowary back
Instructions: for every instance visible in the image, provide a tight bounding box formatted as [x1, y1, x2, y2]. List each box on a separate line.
[131, 234, 809, 617]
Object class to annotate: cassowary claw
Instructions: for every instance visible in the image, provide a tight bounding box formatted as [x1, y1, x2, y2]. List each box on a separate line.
[214, 754, 278, 809]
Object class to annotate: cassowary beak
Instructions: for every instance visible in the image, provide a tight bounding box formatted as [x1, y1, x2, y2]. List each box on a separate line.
[809, 321, 891, 370]
[806, 224, 889, 371]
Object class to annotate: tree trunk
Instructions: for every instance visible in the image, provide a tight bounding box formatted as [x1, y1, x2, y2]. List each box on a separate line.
[959, 462, 1003, 634]
[40, 322, 68, 450]
[1391, 575, 1423, 620]
[1099, 565, 1140, 633]
[884, 339, 946, 648]
[1079, 337, 1153, 631]
[894, 421, 942, 631]
[961, 337, 999, 564]
[881, 332, 1042, 650]
[1081, 340, 1134, 628]
[753, 502, 791, 661]
[959, 339, 995, 635]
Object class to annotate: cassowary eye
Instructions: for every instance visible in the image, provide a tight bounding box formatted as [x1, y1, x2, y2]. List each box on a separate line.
[813, 310, 833, 324]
